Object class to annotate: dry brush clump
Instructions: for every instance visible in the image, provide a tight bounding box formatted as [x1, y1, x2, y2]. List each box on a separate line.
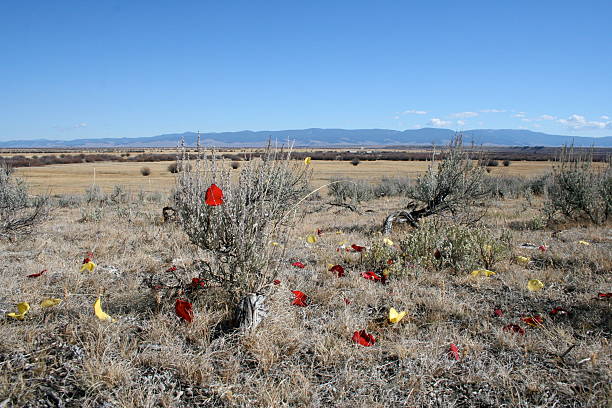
[0, 163, 49, 239]
[174, 142, 311, 301]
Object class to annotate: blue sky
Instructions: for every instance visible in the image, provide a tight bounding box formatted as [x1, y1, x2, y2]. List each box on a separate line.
[1, 1, 611, 141]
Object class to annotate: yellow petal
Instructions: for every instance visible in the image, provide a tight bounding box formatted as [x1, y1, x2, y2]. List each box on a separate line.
[383, 238, 394, 247]
[306, 235, 317, 244]
[304, 157, 312, 165]
[94, 297, 113, 321]
[40, 298, 62, 308]
[471, 269, 495, 277]
[483, 244, 492, 252]
[516, 256, 530, 266]
[388, 307, 407, 323]
[527, 279, 544, 292]
[6, 302, 30, 320]
[578, 240, 590, 246]
[270, 241, 279, 246]
[80, 261, 96, 272]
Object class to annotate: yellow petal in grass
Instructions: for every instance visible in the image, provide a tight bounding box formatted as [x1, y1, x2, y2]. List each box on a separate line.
[383, 238, 394, 247]
[388, 307, 407, 324]
[270, 241, 279, 246]
[80, 261, 96, 272]
[578, 240, 590, 246]
[527, 279, 544, 292]
[516, 256, 530, 266]
[40, 298, 62, 308]
[471, 269, 496, 277]
[304, 157, 312, 165]
[93, 297, 114, 322]
[306, 235, 317, 244]
[483, 244, 492, 252]
[7, 302, 30, 320]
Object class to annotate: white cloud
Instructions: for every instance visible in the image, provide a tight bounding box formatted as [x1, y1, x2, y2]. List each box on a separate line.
[601, 115, 610, 120]
[53, 122, 88, 131]
[450, 111, 478, 118]
[558, 114, 611, 130]
[512, 113, 526, 118]
[457, 120, 466, 126]
[539, 114, 556, 121]
[427, 118, 452, 127]
[402, 109, 428, 115]
[480, 109, 506, 113]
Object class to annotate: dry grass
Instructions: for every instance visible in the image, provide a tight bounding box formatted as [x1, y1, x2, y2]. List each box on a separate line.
[14, 160, 560, 196]
[1, 171, 611, 407]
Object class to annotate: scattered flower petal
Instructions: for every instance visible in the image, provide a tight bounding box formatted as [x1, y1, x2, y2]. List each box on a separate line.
[383, 238, 394, 247]
[527, 279, 544, 292]
[6, 302, 30, 320]
[493, 309, 504, 317]
[521, 315, 544, 327]
[40, 298, 62, 308]
[27, 269, 47, 278]
[191, 278, 205, 288]
[352, 329, 376, 346]
[291, 261, 306, 269]
[549, 307, 569, 317]
[304, 156, 312, 165]
[344, 298, 351, 305]
[175, 299, 193, 322]
[471, 269, 496, 277]
[204, 184, 224, 206]
[273, 279, 281, 285]
[329, 264, 345, 277]
[449, 343, 460, 361]
[291, 290, 308, 307]
[516, 256, 530, 266]
[578, 240, 590, 246]
[271, 241, 279, 246]
[388, 307, 407, 323]
[597, 292, 611, 299]
[538, 245, 547, 252]
[351, 244, 365, 252]
[503, 324, 525, 335]
[94, 297, 114, 322]
[361, 271, 381, 281]
[306, 235, 317, 244]
[80, 260, 96, 272]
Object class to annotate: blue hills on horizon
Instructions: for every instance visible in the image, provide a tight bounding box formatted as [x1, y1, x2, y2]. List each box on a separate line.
[1, 128, 611, 148]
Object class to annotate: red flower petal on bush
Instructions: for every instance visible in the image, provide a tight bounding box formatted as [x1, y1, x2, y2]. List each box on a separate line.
[449, 343, 460, 361]
[352, 329, 376, 346]
[386, 259, 394, 265]
[329, 264, 345, 277]
[191, 278, 205, 287]
[361, 271, 381, 281]
[503, 324, 525, 335]
[598, 293, 611, 299]
[204, 184, 224, 206]
[538, 245, 547, 252]
[493, 309, 504, 317]
[317, 228, 322, 236]
[273, 279, 281, 285]
[291, 261, 306, 269]
[351, 244, 365, 252]
[175, 299, 193, 322]
[344, 298, 351, 305]
[521, 315, 544, 327]
[83, 258, 91, 264]
[27, 269, 47, 278]
[166, 266, 177, 272]
[291, 290, 308, 307]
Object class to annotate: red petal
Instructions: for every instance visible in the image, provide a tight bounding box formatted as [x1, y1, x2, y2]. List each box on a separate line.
[344, 298, 351, 305]
[352, 329, 375, 346]
[503, 324, 525, 335]
[538, 245, 547, 252]
[361, 271, 381, 281]
[291, 290, 307, 306]
[386, 259, 394, 265]
[291, 262, 306, 269]
[27, 269, 47, 278]
[204, 184, 224, 206]
[449, 343, 460, 361]
[329, 264, 345, 277]
[351, 244, 365, 252]
[166, 266, 177, 272]
[521, 315, 544, 326]
[316, 228, 322, 236]
[549, 307, 569, 316]
[273, 279, 281, 285]
[175, 299, 193, 322]
[82, 258, 91, 264]
[493, 309, 504, 317]
[598, 293, 612, 298]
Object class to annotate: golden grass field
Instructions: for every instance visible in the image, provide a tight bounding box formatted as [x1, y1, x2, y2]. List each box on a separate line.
[15, 159, 558, 196]
[2, 155, 611, 407]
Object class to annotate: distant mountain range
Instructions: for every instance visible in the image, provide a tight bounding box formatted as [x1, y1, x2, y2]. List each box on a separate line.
[1, 128, 611, 148]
